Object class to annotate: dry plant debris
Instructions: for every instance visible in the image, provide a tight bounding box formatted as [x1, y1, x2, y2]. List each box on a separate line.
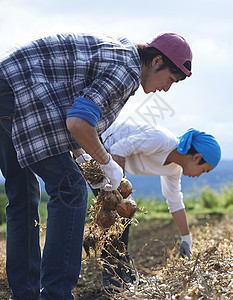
[79, 154, 233, 299]
[79, 157, 141, 291]
[111, 214, 233, 300]
[12, 155, 233, 299]
[0, 240, 6, 280]
[83, 189, 139, 259]
[78, 158, 106, 185]
[79, 157, 138, 257]
[82, 189, 141, 295]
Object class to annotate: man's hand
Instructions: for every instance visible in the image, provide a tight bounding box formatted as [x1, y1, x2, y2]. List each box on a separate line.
[100, 154, 123, 191]
[76, 153, 123, 191]
[76, 153, 109, 189]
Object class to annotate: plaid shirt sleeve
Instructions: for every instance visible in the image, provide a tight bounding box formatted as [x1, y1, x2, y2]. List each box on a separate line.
[79, 63, 139, 115]
[73, 62, 140, 134]
[0, 33, 141, 167]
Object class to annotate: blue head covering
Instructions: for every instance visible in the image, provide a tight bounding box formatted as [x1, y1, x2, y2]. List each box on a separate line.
[177, 128, 221, 168]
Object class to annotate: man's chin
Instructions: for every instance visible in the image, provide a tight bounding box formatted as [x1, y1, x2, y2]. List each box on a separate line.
[141, 85, 150, 94]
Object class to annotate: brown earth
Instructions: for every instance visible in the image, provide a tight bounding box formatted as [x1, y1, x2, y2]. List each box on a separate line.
[0, 215, 222, 300]
[75, 218, 181, 300]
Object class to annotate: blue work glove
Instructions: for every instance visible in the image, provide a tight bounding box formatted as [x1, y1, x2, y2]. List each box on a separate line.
[178, 241, 191, 259]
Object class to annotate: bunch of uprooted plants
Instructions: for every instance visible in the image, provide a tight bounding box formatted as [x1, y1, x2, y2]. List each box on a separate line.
[80, 157, 233, 300]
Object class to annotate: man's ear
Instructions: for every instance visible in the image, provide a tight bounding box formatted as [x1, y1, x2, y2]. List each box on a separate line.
[192, 153, 203, 162]
[151, 55, 162, 67]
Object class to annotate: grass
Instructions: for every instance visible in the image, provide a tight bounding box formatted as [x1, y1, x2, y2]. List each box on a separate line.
[1, 184, 233, 235]
[132, 184, 233, 221]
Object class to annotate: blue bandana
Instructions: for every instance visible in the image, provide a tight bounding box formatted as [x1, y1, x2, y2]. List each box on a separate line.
[177, 128, 221, 168]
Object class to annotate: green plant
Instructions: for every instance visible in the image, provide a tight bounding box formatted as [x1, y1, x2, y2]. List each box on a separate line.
[38, 201, 48, 224]
[0, 184, 5, 194]
[221, 185, 233, 208]
[0, 194, 8, 225]
[199, 185, 219, 209]
[41, 191, 49, 202]
[183, 198, 200, 211]
[85, 193, 98, 221]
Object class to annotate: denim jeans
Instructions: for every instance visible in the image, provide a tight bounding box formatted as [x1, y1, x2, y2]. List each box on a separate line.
[0, 77, 88, 299]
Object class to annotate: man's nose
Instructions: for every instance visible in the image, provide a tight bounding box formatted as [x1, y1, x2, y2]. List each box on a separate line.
[163, 82, 173, 92]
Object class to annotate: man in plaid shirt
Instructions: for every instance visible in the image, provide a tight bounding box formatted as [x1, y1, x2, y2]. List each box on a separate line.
[0, 32, 192, 299]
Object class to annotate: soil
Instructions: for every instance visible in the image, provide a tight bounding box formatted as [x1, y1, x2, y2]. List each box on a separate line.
[75, 219, 180, 300]
[0, 216, 221, 300]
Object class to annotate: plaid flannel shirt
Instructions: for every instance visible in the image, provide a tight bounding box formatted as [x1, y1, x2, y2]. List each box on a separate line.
[0, 33, 141, 167]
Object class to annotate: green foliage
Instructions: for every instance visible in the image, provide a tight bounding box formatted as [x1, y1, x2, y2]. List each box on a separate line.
[1, 183, 233, 232]
[199, 185, 219, 209]
[38, 201, 47, 224]
[85, 193, 98, 221]
[0, 193, 8, 225]
[183, 198, 199, 211]
[135, 196, 171, 221]
[0, 184, 5, 194]
[136, 196, 168, 212]
[41, 191, 49, 202]
[135, 184, 233, 220]
[221, 184, 233, 208]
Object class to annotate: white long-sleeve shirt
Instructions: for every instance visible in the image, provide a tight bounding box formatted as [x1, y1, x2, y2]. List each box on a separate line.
[101, 121, 184, 213]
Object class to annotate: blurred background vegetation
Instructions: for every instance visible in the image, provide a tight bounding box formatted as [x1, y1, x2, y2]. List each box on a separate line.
[0, 182, 233, 237]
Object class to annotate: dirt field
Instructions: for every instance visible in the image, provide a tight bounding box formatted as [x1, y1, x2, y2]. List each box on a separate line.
[0, 216, 224, 299]
[75, 218, 181, 300]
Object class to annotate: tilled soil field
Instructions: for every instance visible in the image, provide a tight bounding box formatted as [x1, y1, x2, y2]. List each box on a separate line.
[0, 214, 231, 299]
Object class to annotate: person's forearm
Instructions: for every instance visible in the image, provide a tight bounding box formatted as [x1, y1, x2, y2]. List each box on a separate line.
[66, 117, 109, 164]
[171, 208, 190, 236]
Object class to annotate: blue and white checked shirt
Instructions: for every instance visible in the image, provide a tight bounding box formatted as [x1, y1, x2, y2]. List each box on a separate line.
[0, 33, 141, 167]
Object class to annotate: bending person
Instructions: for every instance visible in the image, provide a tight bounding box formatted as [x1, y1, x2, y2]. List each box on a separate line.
[76, 121, 221, 291]
[0, 31, 192, 299]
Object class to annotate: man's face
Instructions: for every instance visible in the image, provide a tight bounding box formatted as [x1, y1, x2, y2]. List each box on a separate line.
[182, 155, 214, 178]
[141, 56, 180, 94]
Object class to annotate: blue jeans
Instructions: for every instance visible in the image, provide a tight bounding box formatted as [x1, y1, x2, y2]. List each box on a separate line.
[0, 77, 88, 299]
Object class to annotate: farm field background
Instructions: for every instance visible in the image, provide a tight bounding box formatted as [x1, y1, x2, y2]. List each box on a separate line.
[0, 212, 232, 299]
[1, 159, 233, 199]
[0, 183, 233, 298]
